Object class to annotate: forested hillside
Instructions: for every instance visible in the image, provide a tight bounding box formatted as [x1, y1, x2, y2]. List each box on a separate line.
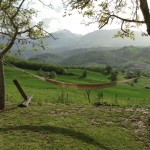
[29, 46, 150, 73]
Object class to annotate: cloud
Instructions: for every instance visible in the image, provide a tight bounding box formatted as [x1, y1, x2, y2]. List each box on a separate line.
[42, 17, 62, 32]
[25, 0, 99, 34]
[54, 5, 63, 13]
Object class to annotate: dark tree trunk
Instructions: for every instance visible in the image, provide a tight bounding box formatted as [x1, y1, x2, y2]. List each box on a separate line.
[0, 55, 5, 110]
[140, 0, 150, 35]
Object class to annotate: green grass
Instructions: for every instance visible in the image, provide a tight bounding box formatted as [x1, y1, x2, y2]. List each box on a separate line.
[55, 69, 109, 84]
[4, 66, 150, 107]
[0, 103, 150, 150]
[1, 66, 150, 149]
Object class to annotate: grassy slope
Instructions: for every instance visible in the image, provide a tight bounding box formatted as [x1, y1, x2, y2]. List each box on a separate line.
[0, 104, 150, 150]
[5, 66, 150, 107]
[60, 46, 150, 73]
[1, 66, 150, 149]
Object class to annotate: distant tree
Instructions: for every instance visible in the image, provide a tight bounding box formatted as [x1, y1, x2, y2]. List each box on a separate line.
[38, 69, 45, 77]
[49, 71, 57, 79]
[135, 70, 141, 77]
[105, 65, 112, 74]
[125, 71, 135, 79]
[133, 78, 138, 83]
[79, 70, 87, 79]
[63, 0, 150, 37]
[110, 71, 118, 81]
[125, 70, 141, 79]
[0, 0, 53, 110]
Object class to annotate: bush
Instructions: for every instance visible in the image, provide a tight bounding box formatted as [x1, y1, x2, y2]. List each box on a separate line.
[79, 70, 87, 79]
[49, 71, 57, 79]
[105, 65, 113, 74]
[38, 69, 57, 79]
[109, 71, 118, 81]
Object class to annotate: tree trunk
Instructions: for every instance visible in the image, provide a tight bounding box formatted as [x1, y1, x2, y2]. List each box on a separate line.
[139, 0, 150, 35]
[0, 54, 5, 110]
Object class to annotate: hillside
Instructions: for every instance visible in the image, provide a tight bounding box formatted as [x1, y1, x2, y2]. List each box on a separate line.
[60, 46, 150, 72]
[75, 29, 150, 48]
[57, 47, 114, 58]
[28, 53, 63, 63]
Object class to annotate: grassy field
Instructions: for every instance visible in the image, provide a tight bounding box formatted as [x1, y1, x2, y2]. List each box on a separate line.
[1, 66, 150, 149]
[4, 66, 150, 107]
[0, 103, 150, 150]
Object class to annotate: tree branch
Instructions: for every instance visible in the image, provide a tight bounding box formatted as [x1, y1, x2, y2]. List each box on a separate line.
[1, 29, 18, 55]
[12, 0, 26, 20]
[109, 14, 145, 23]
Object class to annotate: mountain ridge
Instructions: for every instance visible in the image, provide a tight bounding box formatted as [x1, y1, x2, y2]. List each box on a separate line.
[8, 29, 150, 59]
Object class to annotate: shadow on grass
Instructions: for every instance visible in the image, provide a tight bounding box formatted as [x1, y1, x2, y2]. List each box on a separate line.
[0, 125, 110, 150]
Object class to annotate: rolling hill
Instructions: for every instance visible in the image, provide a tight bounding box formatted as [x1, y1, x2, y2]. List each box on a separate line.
[28, 45, 150, 73]
[28, 53, 63, 63]
[60, 46, 150, 72]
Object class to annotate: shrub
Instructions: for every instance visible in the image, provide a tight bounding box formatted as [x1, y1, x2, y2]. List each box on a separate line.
[109, 71, 118, 81]
[79, 70, 87, 79]
[105, 65, 113, 74]
[49, 71, 57, 79]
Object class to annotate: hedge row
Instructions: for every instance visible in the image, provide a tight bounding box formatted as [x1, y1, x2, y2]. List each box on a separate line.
[5, 56, 66, 75]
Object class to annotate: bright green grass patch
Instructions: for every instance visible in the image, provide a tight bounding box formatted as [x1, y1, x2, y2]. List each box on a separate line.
[56, 69, 109, 84]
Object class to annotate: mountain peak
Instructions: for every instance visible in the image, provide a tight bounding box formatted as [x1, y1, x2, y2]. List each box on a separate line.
[55, 29, 72, 34]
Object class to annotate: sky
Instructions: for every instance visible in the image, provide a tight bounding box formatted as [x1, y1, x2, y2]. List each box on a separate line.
[30, 0, 148, 35]
[29, 0, 121, 35]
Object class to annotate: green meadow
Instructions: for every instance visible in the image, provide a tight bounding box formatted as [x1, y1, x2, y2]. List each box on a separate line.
[0, 66, 149, 150]
[4, 66, 150, 107]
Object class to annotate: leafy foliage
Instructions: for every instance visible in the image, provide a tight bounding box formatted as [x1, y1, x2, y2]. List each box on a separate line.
[105, 65, 112, 74]
[109, 71, 118, 81]
[0, 0, 52, 109]
[0, 0, 52, 55]
[79, 70, 87, 79]
[63, 0, 150, 36]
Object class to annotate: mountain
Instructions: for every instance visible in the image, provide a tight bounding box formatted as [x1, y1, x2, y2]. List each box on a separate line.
[8, 29, 83, 59]
[5, 29, 150, 59]
[75, 29, 150, 48]
[57, 47, 114, 58]
[43, 29, 82, 49]
[60, 46, 150, 72]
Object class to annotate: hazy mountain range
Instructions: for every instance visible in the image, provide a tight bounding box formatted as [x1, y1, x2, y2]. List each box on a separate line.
[2, 29, 150, 72]
[10, 29, 150, 58]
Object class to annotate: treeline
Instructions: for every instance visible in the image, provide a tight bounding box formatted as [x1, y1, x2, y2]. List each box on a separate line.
[5, 56, 107, 75]
[5, 56, 65, 75]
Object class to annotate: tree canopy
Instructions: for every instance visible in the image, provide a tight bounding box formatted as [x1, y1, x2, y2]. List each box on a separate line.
[0, 0, 52, 110]
[63, 0, 150, 38]
[0, 0, 53, 56]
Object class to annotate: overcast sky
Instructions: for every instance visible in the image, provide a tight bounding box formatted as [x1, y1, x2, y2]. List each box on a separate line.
[30, 0, 147, 35]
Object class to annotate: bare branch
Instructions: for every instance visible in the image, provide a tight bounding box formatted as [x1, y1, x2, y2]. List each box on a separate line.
[109, 14, 145, 23]
[12, 0, 26, 20]
[38, 0, 53, 8]
[1, 29, 18, 55]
